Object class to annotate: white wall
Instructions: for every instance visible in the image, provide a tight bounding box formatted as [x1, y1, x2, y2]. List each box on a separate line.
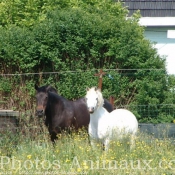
[144, 27, 175, 75]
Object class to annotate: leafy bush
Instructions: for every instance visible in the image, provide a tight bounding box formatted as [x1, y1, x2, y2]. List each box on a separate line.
[0, 77, 12, 93]
[0, 0, 174, 123]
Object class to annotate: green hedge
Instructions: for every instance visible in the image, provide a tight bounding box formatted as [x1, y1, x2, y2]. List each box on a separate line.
[0, 1, 175, 123]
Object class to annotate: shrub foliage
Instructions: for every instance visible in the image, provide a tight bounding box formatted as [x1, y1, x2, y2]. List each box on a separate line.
[0, 0, 175, 123]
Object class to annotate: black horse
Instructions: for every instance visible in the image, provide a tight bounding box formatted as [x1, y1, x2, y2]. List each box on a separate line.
[35, 84, 113, 113]
[35, 84, 113, 142]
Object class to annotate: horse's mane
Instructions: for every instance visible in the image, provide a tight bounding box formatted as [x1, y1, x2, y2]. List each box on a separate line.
[96, 88, 104, 108]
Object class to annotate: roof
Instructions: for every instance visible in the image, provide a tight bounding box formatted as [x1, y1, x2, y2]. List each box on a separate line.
[122, 0, 175, 17]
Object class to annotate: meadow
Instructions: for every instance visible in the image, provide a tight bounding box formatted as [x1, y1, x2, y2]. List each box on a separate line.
[0, 124, 175, 175]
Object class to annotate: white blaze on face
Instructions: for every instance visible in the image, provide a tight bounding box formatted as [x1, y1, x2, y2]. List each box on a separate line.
[85, 88, 98, 113]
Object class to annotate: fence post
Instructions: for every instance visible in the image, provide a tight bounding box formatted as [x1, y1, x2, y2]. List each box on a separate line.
[94, 69, 115, 108]
[109, 96, 115, 109]
[94, 69, 106, 90]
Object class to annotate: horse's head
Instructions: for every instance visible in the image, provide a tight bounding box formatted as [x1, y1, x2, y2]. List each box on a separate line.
[35, 84, 54, 117]
[85, 87, 104, 113]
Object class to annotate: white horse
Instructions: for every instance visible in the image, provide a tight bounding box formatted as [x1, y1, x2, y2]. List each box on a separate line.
[85, 87, 138, 151]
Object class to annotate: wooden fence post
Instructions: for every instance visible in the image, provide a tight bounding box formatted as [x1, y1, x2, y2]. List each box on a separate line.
[94, 69, 106, 90]
[94, 69, 115, 108]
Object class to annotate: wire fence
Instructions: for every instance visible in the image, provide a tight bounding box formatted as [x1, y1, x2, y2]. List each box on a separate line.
[0, 68, 166, 76]
[0, 105, 175, 138]
[1, 116, 175, 143]
[0, 69, 175, 140]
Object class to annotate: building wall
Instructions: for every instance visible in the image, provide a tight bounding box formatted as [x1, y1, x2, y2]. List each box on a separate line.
[144, 27, 175, 74]
[122, 0, 175, 74]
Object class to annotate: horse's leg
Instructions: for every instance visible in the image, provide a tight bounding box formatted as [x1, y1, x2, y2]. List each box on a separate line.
[130, 134, 136, 150]
[50, 132, 57, 144]
[89, 137, 97, 150]
[103, 139, 110, 151]
[88, 134, 91, 145]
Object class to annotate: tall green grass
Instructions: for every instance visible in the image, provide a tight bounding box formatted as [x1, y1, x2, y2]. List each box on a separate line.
[0, 126, 175, 175]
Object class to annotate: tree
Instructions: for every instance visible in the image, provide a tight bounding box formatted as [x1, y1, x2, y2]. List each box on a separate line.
[0, 0, 174, 123]
[0, 0, 70, 27]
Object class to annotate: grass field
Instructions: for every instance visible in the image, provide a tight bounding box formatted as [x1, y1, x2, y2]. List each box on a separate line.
[0, 125, 175, 175]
